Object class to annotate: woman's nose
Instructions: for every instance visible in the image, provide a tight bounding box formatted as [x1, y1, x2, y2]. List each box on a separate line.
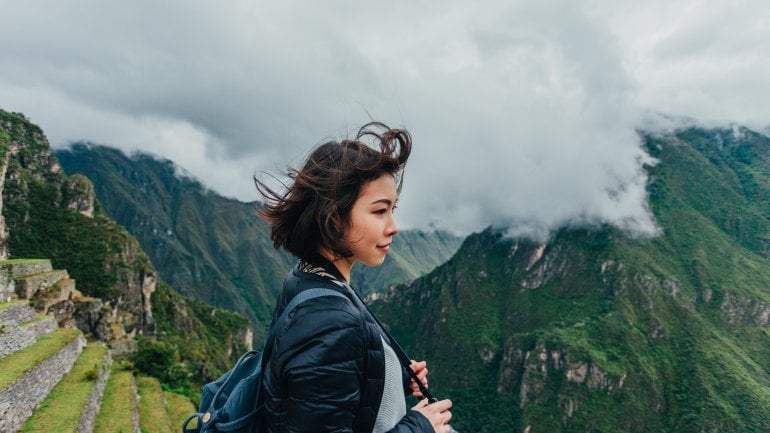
[387, 215, 399, 236]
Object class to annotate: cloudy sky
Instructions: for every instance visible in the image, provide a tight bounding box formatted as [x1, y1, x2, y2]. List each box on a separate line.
[1, 0, 769, 237]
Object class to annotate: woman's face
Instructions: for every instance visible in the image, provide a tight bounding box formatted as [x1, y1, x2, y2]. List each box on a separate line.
[344, 174, 399, 268]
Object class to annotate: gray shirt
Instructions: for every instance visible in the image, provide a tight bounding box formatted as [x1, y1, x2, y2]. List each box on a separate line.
[372, 337, 408, 433]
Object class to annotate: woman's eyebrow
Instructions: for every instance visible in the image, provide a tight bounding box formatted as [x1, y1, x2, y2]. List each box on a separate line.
[370, 198, 395, 205]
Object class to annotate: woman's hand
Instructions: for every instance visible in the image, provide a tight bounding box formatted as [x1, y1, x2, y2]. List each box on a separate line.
[409, 360, 429, 397]
[412, 398, 453, 433]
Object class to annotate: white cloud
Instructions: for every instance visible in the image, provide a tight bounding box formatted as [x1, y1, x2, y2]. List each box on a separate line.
[1, 0, 768, 237]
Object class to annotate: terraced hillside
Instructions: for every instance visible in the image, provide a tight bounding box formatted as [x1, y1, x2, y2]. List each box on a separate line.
[0, 258, 197, 433]
[1, 108, 252, 409]
[0, 259, 105, 433]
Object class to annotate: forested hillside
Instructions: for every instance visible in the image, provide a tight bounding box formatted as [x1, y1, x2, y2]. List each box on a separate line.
[373, 126, 770, 432]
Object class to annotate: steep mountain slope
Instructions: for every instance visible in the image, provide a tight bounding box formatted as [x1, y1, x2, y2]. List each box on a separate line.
[55, 143, 463, 338]
[373, 126, 770, 432]
[0, 109, 249, 398]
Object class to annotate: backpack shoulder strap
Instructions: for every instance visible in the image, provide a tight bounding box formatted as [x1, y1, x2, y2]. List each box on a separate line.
[341, 282, 438, 403]
[262, 288, 348, 363]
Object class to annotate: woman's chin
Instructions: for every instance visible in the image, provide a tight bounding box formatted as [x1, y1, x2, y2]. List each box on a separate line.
[361, 257, 387, 268]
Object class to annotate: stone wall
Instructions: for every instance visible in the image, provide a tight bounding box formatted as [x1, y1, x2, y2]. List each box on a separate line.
[0, 302, 36, 326]
[0, 317, 56, 358]
[1, 260, 53, 280]
[0, 273, 12, 302]
[131, 373, 141, 433]
[0, 333, 85, 433]
[77, 346, 112, 433]
[15, 270, 68, 299]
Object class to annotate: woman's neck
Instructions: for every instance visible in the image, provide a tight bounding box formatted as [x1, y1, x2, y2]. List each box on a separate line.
[318, 248, 353, 282]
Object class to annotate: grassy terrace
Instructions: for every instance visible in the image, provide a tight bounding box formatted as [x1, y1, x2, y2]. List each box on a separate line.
[0, 299, 26, 312]
[166, 391, 197, 432]
[0, 327, 81, 390]
[0, 259, 49, 264]
[21, 343, 108, 433]
[137, 376, 173, 433]
[19, 314, 54, 326]
[94, 364, 136, 433]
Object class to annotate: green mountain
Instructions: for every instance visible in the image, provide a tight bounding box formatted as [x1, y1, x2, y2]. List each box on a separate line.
[0, 108, 249, 399]
[373, 126, 770, 432]
[55, 143, 463, 340]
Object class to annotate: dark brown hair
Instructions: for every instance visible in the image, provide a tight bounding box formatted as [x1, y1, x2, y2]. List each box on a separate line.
[254, 122, 412, 263]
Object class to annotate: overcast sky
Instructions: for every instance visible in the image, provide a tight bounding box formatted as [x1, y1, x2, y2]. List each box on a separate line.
[1, 0, 769, 237]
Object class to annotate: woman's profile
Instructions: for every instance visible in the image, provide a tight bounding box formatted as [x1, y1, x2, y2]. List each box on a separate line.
[255, 122, 454, 433]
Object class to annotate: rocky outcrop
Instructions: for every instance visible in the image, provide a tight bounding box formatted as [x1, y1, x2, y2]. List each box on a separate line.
[720, 292, 770, 327]
[63, 174, 95, 217]
[106, 239, 157, 337]
[521, 243, 565, 290]
[72, 297, 115, 340]
[600, 260, 683, 304]
[0, 136, 10, 261]
[508, 342, 626, 417]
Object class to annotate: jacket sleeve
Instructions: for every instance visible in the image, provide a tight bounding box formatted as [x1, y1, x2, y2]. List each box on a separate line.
[386, 410, 435, 433]
[276, 300, 366, 433]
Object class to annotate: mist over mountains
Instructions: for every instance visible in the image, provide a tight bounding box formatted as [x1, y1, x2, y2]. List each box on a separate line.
[371, 125, 770, 431]
[6, 103, 770, 431]
[55, 143, 463, 340]
[14, 2, 769, 238]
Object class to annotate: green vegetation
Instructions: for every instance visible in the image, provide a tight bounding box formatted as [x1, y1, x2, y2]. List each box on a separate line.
[374, 126, 770, 432]
[137, 376, 173, 433]
[165, 391, 197, 432]
[94, 362, 137, 433]
[0, 299, 25, 312]
[139, 281, 249, 402]
[0, 327, 81, 390]
[19, 314, 53, 326]
[5, 178, 124, 299]
[21, 344, 108, 433]
[0, 258, 49, 264]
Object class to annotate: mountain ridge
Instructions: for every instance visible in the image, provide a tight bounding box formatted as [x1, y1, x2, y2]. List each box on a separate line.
[55, 142, 464, 341]
[372, 125, 770, 432]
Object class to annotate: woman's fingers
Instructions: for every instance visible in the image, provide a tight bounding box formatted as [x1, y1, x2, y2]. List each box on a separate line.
[409, 360, 429, 399]
[410, 377, 428, 389]
[412, 399, 453, 433]
[410, 360, 427, 370]
[409, 362, 429, 394]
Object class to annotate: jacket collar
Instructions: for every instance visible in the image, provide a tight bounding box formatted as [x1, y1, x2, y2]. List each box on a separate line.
[296, 256, 347, 287]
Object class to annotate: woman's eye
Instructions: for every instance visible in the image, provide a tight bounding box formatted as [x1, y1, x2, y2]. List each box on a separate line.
[374, 209, 387, 215]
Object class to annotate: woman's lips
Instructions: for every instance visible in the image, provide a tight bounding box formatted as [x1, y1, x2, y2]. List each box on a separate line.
[377, 244, 390, 253]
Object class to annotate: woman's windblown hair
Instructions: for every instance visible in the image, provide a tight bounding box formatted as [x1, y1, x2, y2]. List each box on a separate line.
[254, 122, 412, 263]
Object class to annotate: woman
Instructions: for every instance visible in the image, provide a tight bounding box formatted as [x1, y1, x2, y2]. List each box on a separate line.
[255, 122, 453, 433]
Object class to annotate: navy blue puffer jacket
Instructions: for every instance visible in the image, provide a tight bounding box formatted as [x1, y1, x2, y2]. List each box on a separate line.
[263, 259, 434, 433]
